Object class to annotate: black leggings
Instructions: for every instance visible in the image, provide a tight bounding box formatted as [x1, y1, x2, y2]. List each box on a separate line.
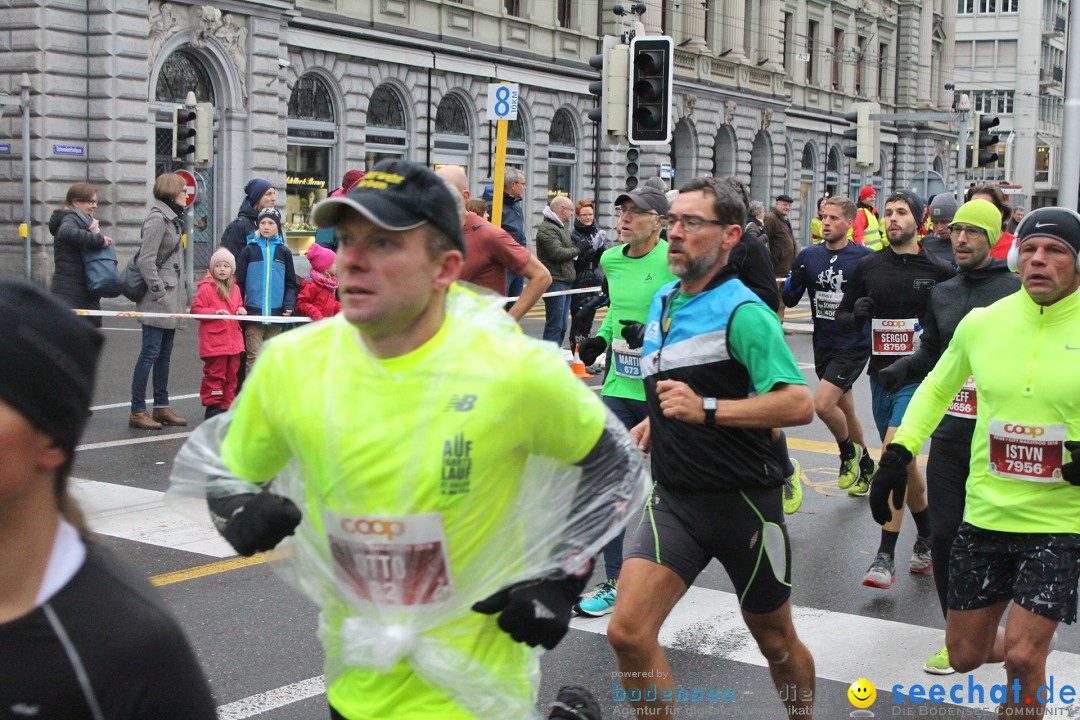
[926, 436, 970, 619]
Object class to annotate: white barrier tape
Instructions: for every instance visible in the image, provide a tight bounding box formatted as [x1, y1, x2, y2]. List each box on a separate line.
[506, 285, 602, 302]
[72, 309, 310, 323]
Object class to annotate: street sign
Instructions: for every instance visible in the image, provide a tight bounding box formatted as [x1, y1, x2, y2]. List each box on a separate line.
[659, 162, 673, 179]
[796, 53, 811, 61]
[0, 144, 9, 154]
[486, 83, 519, 121]
[53, 144, 85, 156]
[176, 169, 197, 208]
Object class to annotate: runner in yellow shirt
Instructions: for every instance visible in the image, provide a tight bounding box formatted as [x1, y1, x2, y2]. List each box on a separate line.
[171, 161, 648, 720]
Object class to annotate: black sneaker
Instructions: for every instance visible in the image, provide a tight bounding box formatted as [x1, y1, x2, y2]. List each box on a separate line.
[549, 685, 602, 720]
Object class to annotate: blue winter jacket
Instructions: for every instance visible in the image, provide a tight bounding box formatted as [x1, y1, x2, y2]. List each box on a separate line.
[235, 233, 299, 320]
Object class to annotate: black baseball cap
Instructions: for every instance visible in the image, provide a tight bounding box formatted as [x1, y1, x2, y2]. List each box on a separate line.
[311, 160, 465, 253]
[614, 186, 669, 216]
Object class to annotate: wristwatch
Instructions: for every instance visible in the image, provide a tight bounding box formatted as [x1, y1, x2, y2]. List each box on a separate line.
[702, 397, 717, 425]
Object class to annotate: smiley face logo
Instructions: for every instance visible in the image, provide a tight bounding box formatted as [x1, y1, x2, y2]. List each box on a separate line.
[848, 678, 876, 708]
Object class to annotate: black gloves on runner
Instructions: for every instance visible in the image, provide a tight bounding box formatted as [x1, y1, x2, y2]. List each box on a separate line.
[1063, 442, 1080, 486]
[619, 319, 646, 349]
[852, 297, 876, 325]
[208, 491, 302, 557]
[472, 565, 591, 650]
[869, 444, 913, 525]
[788, 264, 807, 292]
[578, 336, 607, 366]
[876, 358, 911, 394]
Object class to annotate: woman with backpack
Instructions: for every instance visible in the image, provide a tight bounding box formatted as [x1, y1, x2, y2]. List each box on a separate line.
[128, 173, 190, 430]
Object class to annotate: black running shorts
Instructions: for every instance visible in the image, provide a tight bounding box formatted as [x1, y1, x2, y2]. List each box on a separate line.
[625, 483, 792, 613]
[813, 346, 870, 394]
[949, 523, 1080, 624]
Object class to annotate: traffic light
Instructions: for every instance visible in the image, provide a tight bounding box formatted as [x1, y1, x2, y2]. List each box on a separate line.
[628, 36, 674, 145]
[588, 35, 629, 138]
[842, 102, 880, 170]
[970, 112, 1000, 167]
[194, 103, 213, 167]
[172, 105, 196, 162]
[626, 148, 640, 191]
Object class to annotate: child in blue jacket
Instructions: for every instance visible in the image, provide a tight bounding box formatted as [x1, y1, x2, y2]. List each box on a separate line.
[235, 207, 299, 372]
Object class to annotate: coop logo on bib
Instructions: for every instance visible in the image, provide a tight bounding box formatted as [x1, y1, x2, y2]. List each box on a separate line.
[987, 419, 1066, 482]
[324, 511, 454, 606]
[872, 318, 918, 356]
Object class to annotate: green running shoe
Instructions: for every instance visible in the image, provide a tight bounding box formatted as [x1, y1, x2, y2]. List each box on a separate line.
[783, 458, 803, 514]
[837, 445, 863, 489]
[849, 456, 876, 496]
[923, 646, 955, 675]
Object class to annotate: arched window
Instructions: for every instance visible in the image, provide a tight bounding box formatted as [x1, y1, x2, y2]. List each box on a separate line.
[154, 49, 217, 269]
[155, 50, 215, 104]
[506, 116, 527, 167]
[287, 74, 337, 239]
[547, 109, 577, 199]
[432, 94, 473, 177]
[366, 85, 409, 169]
[826, 146, 842, 197]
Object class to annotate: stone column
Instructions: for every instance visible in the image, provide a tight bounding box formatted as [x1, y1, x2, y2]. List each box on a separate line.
[762, 0, 783, 69]
[722, 0, 746, 60]
[682, 2, 707, 51]
[917, 1, 934, 105]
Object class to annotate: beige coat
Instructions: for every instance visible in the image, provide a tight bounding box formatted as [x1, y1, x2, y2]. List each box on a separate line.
[135, 200, 189, 330]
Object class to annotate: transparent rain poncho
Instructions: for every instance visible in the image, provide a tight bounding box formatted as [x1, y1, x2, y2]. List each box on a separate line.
[169, 286, 650, 720]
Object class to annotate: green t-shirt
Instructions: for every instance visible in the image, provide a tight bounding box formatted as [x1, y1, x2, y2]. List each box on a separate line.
[222, 288, 607, 719]
[894, 288, 1080, 533]
[728, 300, 807, 393]
[597, 240, 677, 400]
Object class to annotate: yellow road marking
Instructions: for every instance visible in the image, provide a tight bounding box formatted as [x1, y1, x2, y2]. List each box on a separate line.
[149, 436, 924, 588]
[151, 554, 267, 586]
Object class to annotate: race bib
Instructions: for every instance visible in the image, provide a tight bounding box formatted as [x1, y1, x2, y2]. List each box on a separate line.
[945, 376, 978, 419]
[872, 318, 918, 356]
[987, 420, 1066, 482]
[814, 291, 843, 321]
[612, 338, 642, 379]
[324, 512, 454, 606]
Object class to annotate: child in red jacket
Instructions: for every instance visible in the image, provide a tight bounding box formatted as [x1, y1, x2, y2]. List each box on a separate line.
[296, 243, 341, 321]
[191, 248, 246, 419]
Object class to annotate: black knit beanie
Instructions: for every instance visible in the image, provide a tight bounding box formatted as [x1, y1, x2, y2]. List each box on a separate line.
[0, 281, 103, 454]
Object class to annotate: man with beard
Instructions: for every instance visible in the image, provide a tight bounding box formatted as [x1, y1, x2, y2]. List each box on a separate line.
[783, 195, 877, 496]
[875, 199, 1019, 674]
[922, 194, 959, 266]
[608, 177, 816, 719]
[836, 190, 955, 589]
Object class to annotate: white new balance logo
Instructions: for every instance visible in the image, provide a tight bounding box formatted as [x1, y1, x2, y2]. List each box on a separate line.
[532, 599, 556, 620]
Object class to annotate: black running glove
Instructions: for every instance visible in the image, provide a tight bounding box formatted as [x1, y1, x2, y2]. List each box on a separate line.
[472, 566, 591, 650]
[578, 336, 607, 367]
[788, 264, 807, 292]
[208, 491, 302, 557]
[876, 359, 910, 394]
[852, 296, 876, 325]
[619, 319, 646, 349]
[1063, 441, 1080, 486]
[869, 444, 913, 525]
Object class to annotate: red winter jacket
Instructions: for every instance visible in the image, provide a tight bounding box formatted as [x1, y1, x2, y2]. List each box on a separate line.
[295, 277, 341, 321]
[190, 274, 245, 359]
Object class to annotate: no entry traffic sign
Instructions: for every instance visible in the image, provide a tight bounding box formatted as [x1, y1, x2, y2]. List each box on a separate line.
[176, 170, 197, 208]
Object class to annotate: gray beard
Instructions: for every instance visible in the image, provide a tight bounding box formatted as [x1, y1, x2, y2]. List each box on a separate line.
[670, 244, 721, 283]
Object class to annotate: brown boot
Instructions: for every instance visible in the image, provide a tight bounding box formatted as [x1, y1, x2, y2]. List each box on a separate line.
[129, 411, 163, 430]
[152, 407, 188, 426]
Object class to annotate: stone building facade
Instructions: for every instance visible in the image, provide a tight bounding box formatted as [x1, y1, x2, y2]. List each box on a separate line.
[0, 0, 956, 280]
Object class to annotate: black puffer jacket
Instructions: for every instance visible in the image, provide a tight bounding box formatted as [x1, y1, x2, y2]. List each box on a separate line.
[891, 260, 1020, 441]
[49, 207, 107, 323]
[220, 199, 260, 259]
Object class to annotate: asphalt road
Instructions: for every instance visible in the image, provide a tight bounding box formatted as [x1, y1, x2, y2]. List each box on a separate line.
[69, 295, 1079, 720]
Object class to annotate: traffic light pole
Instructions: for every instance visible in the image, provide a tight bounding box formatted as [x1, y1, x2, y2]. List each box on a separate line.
[1058, 0, 1080, 210]
[183, 92, 196, 295]
[956, 110, 968, 203]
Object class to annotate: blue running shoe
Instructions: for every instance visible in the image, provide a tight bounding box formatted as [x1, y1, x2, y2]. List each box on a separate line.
[574, 581, 617, 617]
